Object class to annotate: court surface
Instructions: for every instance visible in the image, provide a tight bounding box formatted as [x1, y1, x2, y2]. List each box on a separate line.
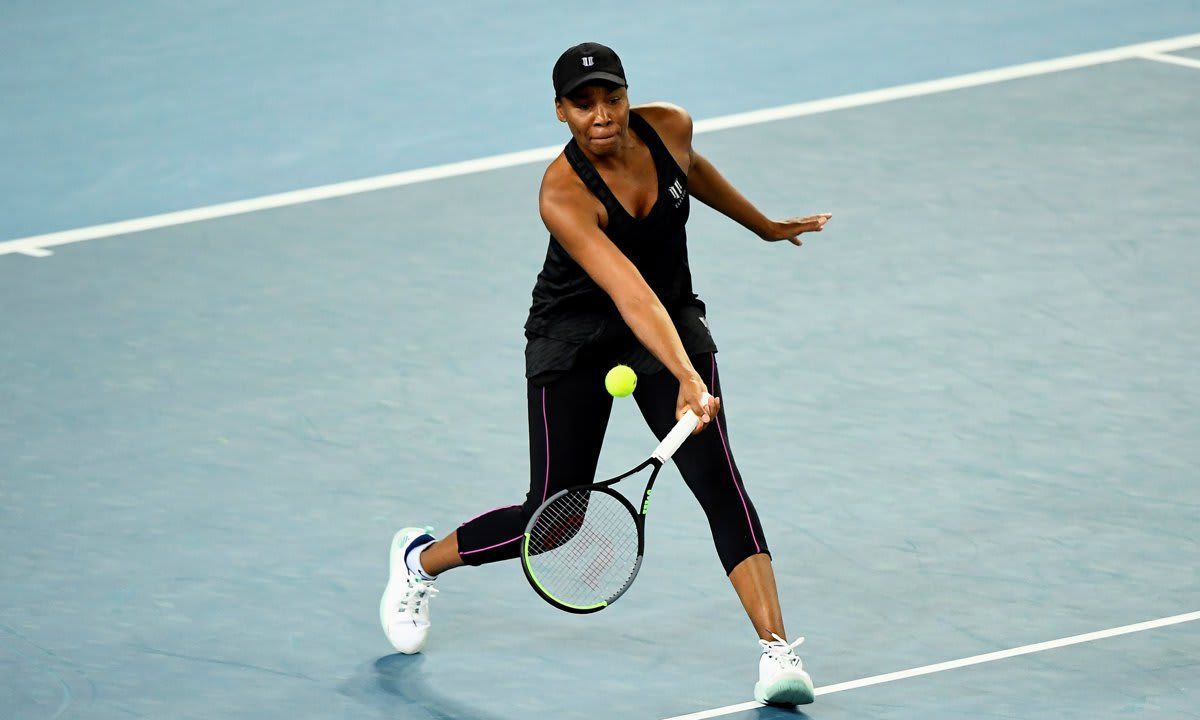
[2, 4, 1199, 719]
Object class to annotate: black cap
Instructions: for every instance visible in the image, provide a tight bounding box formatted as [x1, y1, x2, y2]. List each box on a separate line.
[553, 42, 627, 98]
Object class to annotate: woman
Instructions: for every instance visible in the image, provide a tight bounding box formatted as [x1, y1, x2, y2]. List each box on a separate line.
[380, 42, 830, 706]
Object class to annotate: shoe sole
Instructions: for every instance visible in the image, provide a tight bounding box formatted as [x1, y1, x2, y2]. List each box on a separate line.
[754, 676, 815, 706]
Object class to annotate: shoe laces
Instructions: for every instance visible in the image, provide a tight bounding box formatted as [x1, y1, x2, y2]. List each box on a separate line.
[760, 633, 805, 670]
[399, 578, 438, 618]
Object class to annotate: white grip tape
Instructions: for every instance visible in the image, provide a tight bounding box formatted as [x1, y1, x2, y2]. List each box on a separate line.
[651, 393, 711, 463]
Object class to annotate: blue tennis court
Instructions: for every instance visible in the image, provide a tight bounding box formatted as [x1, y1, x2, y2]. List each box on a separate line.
[2, 3, 1198, 719]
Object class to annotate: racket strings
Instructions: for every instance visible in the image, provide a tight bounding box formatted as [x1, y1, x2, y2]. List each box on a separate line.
[526, 489, 640, 606]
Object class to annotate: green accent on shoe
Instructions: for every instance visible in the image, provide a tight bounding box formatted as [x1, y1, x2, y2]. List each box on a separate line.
[754, 677, 815, 706]
[522, 533, 607, 611]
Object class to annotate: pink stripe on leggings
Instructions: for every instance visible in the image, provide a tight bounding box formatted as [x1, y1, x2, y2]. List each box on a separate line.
[711, 354, 761, 554]
[459, 534, 522, 556]
[541, 386, 551, 502]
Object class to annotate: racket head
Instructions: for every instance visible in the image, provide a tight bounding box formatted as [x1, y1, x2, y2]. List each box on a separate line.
[521, 485, 645, 614]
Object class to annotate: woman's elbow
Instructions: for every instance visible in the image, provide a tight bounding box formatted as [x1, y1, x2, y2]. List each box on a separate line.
[614, 289, 658, 317]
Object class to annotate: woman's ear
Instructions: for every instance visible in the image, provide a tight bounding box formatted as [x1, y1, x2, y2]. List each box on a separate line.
[554, 98, 566, 123]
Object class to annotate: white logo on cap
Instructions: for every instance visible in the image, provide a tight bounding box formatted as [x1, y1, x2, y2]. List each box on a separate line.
[582, 56, 594, 67]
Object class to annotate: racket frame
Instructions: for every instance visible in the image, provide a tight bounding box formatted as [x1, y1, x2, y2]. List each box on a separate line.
[521, 456, 663, 614]
[520, 404, 702, 613]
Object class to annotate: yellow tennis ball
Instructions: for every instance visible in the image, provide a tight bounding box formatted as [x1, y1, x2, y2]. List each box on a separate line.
[605, 364, 637, 398]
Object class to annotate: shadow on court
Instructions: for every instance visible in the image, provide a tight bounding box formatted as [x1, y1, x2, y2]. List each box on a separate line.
[340, 654, 511, 720]
[342, 653, 818, 720]
[750, 707, 813, 719]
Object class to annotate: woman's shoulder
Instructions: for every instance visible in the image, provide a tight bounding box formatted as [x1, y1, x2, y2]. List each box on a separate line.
[632, 102, 694, 172]
[540, 152, 584, 196]
[538, 152, 595, 219]
[632, 102, 694, 143]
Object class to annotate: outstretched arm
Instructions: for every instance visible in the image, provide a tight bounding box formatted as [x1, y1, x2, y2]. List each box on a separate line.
[684, 123, 831, 244]
[637, 102, 831, 243]
[687, 153, 828, 242]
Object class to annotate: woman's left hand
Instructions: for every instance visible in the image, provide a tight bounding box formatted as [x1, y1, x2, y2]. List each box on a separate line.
[761, 214, 832, 246]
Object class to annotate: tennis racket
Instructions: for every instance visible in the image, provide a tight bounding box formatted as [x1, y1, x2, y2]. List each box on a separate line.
[520, 398, 707, 613]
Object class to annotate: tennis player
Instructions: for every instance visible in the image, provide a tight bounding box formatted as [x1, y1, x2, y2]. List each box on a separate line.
[381, 42, 830, 706]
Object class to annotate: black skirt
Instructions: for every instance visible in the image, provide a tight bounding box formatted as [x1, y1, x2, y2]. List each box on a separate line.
[525, 300, 717, 386]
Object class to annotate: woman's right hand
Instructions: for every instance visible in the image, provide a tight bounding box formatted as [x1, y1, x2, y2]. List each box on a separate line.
[676, 374, 721, 436]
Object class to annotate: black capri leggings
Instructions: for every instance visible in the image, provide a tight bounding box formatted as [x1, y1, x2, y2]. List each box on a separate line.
[455, 352, 769, 575]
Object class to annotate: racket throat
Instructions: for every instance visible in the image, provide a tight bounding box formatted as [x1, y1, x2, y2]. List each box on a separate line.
[640, 460, 663, 515]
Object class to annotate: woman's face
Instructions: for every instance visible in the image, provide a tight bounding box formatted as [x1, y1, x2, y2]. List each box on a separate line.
[556, 83, 630, 157]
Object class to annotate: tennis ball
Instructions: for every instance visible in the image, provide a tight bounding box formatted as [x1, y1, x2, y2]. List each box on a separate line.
[605, 364, 637, 398]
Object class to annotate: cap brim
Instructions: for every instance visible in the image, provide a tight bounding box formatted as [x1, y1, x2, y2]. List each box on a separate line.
[558, 72, 628, 97]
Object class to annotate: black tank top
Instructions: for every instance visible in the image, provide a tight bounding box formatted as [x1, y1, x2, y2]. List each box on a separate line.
[524, 110, 716, 385]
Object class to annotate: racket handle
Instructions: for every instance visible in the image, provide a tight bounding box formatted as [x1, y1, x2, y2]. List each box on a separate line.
[651, 393, 710, 463]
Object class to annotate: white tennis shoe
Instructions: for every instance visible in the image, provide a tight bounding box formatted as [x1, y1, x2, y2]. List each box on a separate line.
[754, 633, 815, 706]
[379, 526, 438, 654]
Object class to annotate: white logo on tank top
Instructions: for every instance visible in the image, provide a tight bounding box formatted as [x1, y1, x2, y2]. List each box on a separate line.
[582, 56, 594, 67]
[667, 178, 686, 207]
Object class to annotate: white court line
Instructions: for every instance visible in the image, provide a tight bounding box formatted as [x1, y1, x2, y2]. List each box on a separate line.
[16, 247, 53, 258]
[2, 31, 1200, 258]
[1139, 50, 1200, 71]
[662, 610, 1200, 720]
